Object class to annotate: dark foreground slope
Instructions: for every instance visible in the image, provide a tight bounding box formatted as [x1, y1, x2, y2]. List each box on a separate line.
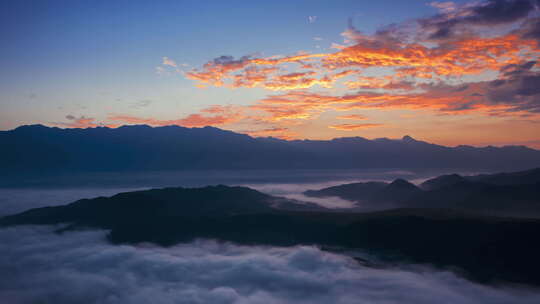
[2, 185, 540, 287]
[304, 168, 540, 217]
[2, 124, 540, 174]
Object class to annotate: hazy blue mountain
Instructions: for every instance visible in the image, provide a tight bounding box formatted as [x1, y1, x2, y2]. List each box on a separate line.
[3, 184, 540, 286]
[0, 185, 323, 228]
[372, 179, 422, 202]
[1, 124, 540, 175]
[303, 181, 388, 201]
[469, 167, 540, 185]
[420, 174, 468, 190]
[419, 168, 540, 190]
[304, 179, 421, 208]
[411, 181, 540, 217]
[305, 168, 540, 217]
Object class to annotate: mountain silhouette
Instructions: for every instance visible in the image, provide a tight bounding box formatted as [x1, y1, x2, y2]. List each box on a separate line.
[468, 167, 540, 185]
[304, 179, 422, 208]
[1, 124, 540, 175]
[0, 185, 323, 228]
[420, 174, 468, 190]
[303, 181, 387, 201]
[373, 179, 422, 202]
[304, 168, 540, 217]
[3, 182, 540, 286]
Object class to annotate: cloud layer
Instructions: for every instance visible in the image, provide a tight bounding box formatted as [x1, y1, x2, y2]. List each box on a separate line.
[1, 226, 540, 304]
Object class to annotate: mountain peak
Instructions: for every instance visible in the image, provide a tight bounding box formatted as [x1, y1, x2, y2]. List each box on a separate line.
[118, 124, 153, 130]
[420, 174, 468, 191]
[402, 135, 416, 142]
[388, 178, 417, 188]
[14, 124, 50, 131]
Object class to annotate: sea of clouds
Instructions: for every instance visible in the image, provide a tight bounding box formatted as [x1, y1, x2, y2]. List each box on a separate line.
[1, 226, 540, 304]
[0, 168, 460, 215]
[2, 170, 539, 303]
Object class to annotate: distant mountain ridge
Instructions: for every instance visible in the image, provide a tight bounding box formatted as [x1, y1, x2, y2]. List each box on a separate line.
[304, 168, 540, 217]
[1, 124, 540, 173]
[421, 167, 540, 189]
[3, 181, 540, 286]
[0, 185, 324, 228]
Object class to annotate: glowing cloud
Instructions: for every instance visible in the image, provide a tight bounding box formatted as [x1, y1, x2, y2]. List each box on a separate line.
[53, 116, 120, 128]
[151, 1, 540, 143]
[337, 114, 368, 120]
[109, 106, 243, 128]
[328, 123, 384, 130]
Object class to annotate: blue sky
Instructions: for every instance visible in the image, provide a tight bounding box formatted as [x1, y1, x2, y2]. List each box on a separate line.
[1, 0, 539, 148]
[0, 0, 445, 125]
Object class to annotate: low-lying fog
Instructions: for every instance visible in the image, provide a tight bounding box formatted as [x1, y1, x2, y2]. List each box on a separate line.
[1, 226, 539, 304]
[3, 169, 538, 303]
[0, 168, 475, 215]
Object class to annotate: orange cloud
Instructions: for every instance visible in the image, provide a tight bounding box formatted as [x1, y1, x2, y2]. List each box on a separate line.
[249, 53, 326, 66]
[328, 123, 384, 130]
[325, 34, 538, 79]
[184, 31, 538, 91]
[249, 103, 319, 121]
[108, 113, 240, 128]
[254, 74, 540, 118]
[344, 75, 415, 91]
[184, 51, 362, 91]
[185, 56, 252, 87]
[263, 71, 322, 91]
[243, 127, 298, 139]
[108, 105, 244, 128]
[336, 114, 367, 120]
[52, 116, 120, 129]
[168, 4, 540, 141]
[261, 69, 361, 91]
[231, 66, 279, 88]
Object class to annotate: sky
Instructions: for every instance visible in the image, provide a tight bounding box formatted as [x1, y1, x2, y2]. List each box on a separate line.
[1, 0, 540, 148]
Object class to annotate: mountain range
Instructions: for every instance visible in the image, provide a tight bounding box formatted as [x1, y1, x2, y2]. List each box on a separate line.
[1, 124, 540, 174]
[304, 168, 540, 217]
[3, 168, 540, 286]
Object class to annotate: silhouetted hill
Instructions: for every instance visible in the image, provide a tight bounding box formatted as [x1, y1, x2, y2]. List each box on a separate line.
[303, 179, 423, 209]
[1, 124, 540, 174]
[304, 179, 417, 205]
[411, 181, 540, 217]
[419, 168, 540, 190]
[304, 181, 388, 201]
[305, 168, 540, 217]
[3, 184, 540, 286]
[469, 167, 540, 185]
[420, 174, 468, 190]
[373, 179, 421, 202]
[0, 185, 323, 228]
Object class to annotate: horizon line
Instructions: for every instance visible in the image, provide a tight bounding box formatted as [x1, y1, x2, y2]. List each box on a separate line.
[3, 123, 539, 151]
